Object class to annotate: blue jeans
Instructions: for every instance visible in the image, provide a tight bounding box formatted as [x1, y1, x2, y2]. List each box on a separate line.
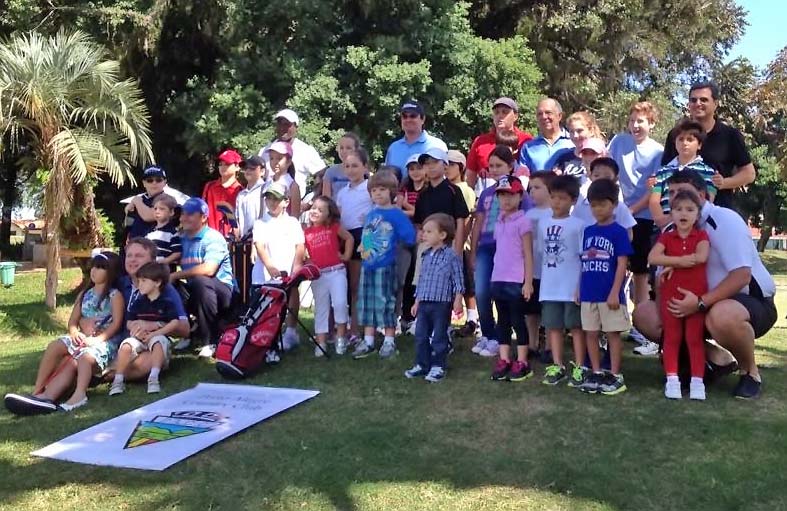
[414, 301, 452, 369]
[474, 243, 496, 339]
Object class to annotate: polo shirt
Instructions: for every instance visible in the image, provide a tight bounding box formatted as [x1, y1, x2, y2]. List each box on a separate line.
[180, 225, 234, 288]
[384, 130, 448, 178]
[118, 276, 187, 322]
[336, 179, 373, 230]
[202, 179, 243, 237]
[475, 178, 532, 247]
[235, 179, 266, 237]
[607, 134, 664, 219]
[251, 212, 304, 284]
[126, 292, 184, 324]
[491, 210, 532, 283]
[662, 119, 752, 209]
[699, 201, 775, 297]
[652, 156, 717, 215]
[259, 138, 326, 196]
[413, 178, 470, 225]
[656, 228, 709, 296]
[518, 131, 575, 172]
[466, 127, 533, 174]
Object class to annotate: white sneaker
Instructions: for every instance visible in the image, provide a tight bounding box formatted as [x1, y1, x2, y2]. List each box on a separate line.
[407, 321, 417, 336]
[266, 349, 281, 364]
[664, 379, 682, 399]
[479, 340, 499, 357]
[379, 339, 397, 359]
[628, 327, 649, 345]
[198, 344, 216, 359]
[282, 330, 300, 351]
[335, 338, 347, 356]
[471, 337, 489, 354]
[634, 340, 660, 356]
[314, 344, 327, 358]
[173, 338, 191, 351]
[108, 381, 125, 396]
[689, 380, 706, 401]
[147, 379, 161, 394]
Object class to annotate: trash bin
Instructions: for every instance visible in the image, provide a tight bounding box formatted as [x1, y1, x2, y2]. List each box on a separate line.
[0, 262, 18, 287]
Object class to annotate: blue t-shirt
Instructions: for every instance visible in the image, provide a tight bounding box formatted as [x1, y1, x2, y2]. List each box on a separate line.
[118, 276, 187, 323]
[126, 192, 160, 239]
[607, 134, 664, 220]
[359, 206, 416, 269]
[518, 132, 575, 172]
[180, 226, 234, 288]
[579, 222, 633, 303]
[127, 292, 183, 324]
[384, 131, 448, 178]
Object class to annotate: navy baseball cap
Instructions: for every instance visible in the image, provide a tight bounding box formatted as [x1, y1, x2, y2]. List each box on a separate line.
[242, 155, 265, 169]
[143, 166, 166, 179]
[400, 100, 425, 116]
[182, 197, 209, 217]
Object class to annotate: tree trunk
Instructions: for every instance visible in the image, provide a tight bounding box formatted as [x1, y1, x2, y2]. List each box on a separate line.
[44, 221, 61, 310]
[0, 159, 17, 246]
[757, 194, 777, 252]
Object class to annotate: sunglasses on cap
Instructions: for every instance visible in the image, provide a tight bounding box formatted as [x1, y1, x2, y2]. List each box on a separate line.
[144, 177, 164, 183]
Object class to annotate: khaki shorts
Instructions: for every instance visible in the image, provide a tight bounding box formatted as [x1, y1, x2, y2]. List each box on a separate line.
[581, 302, 631, 333]
[120, 335, 172, 368]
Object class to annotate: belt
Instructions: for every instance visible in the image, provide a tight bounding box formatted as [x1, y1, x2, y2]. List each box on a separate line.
[320, 263, 346, 274]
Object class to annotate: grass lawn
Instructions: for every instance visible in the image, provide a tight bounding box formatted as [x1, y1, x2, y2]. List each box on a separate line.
[1, 253, 786, 511]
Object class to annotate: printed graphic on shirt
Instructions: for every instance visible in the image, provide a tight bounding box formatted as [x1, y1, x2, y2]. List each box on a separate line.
[360, 216, 394, 264]
[581, 236, 615, 273]
[544, 224, 567, 268]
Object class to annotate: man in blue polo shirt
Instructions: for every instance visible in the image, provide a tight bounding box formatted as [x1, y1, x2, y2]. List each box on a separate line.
[385, 100, 448, 178]
[518, 98, 575, 173]
[172, 197, 235, 358]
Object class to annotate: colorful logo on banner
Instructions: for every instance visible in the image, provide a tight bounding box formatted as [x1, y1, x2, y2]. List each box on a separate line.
[125, 411, 225, 449]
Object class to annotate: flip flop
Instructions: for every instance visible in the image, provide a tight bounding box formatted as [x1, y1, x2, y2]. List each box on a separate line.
[4, 393, 58, 416]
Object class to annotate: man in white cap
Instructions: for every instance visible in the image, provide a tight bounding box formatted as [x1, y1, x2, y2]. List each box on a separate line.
[259, 108, 326, 198]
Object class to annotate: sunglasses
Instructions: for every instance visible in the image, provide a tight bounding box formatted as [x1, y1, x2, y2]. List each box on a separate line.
[144, 177, 164, 183]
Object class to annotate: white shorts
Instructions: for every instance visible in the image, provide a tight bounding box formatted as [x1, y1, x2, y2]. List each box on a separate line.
[120, 335, 172, 368]
[312, 265, 349, 334]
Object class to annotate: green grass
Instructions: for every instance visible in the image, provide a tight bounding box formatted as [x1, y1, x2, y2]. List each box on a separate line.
[1, 256, 786, 511]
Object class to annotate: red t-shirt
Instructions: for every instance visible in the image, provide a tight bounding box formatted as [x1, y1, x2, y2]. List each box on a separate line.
[466, 127, 533, 175]
[657, 228, 709, 300]
[202, 179, 243, 237]
[399, 182, 425, 207]
[304, 223, 343, 269]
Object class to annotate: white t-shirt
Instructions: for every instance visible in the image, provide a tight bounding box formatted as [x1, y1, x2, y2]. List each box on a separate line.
[235, 180, 266, 237]
[251, 212, 304, 284]
[538, 215, 586, 302]
[259, 138, 325, 196]
[336, 179, 372, 231]
[572, 180, 637, 229]
[524, 206, 553, 279]
[700, 202, 776, 297]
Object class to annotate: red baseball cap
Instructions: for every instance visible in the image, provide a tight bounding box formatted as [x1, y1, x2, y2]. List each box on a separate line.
[217, 149, 243, 164]
[495, 175, 524, 194]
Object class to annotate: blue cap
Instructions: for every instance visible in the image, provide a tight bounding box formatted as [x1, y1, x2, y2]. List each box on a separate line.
[400, 100, 425, 116]
[182, 197, 209, 217]
[417, 147, 448, 165]
[143, 166, 166, 179]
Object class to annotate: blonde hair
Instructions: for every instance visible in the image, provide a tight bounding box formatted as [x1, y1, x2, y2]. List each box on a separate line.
[629, 101, 659, 124]
[566, 111, 604, 140]
[368, 171, 399, 201]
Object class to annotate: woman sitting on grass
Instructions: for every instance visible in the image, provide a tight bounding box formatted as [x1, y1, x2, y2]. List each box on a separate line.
[4, 252, 125, 414]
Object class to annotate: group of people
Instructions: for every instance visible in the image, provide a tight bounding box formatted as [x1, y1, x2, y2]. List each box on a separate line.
[3, 80, 779, 416]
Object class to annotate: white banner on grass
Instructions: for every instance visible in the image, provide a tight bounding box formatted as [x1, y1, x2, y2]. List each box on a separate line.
[31, 383, 319, 471]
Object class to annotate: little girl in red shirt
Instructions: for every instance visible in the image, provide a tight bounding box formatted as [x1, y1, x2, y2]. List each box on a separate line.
[304, 196, 355, 356]
[648, 190, 710, 400]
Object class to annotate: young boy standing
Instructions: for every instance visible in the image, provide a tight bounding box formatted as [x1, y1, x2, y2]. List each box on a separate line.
[539, 175, 587, 387]
[352, 172, 416, 360]
[524, 172, 554, 357]
[572, 158, 637, 232]
[578, 179, 634, 396]
[145, 193, 182, 268]
[111, 262, 186, 395]
[405, 213, 464, 382]
[203, 149, 244, 237]
[236, 155, 268, 238]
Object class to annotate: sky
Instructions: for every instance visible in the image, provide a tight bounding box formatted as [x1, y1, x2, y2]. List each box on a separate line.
[728, 0, 787, 69]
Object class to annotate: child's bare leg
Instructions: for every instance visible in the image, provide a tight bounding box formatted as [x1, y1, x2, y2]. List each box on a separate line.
[607, 332, 623, 374]
[114, 343, 134, 378]
[150, 343, 166, 375]
[585, 331, 601, 372]
[570, 328, 586, 366]
[286, 291, 299, 328]
[336, 322, 347, 339]
[37, 359, 77, 401]
[516, 344, 528, 363]
[34, 340, 69, 394]
[499, 344, 511, 362]
[64, 355, 97, 405]
[316, 333, 327, 345]
[547, 329, 563, 365]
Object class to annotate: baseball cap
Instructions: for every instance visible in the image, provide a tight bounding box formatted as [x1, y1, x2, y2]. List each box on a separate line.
[217, 149, 243, 165]
[241, 155, 265, 169]
[264, 140, 293, 158]
[400, 100, 425, 116]
[263, 181, 288, 200]
[417, 147, 448, 165]
[405, 153, 421, 167]
[579, 137, 607, 155]
[495, 175, 524, 195]
[182, 197, 209, 216]
[274, 108, 299, 125]
[143, 166, 166, 179]
[447, 150, 467, 167]
[493, 97, 519, 112]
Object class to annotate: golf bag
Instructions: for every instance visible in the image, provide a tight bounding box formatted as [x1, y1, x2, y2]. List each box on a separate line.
[215, 264, 321, 379]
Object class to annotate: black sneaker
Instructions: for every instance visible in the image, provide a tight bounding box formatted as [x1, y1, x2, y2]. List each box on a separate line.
[508, 360, 533, 382]
[733, 374, 761, 399]
[453, 320, 478, 338]
[599, 372, 627, 396]
[579, 372, 604, 394]
[4, 393, 58, 415]
[705, 360, 739, 384]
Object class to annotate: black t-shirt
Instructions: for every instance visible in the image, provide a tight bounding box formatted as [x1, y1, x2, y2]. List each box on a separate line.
[662, 119, 751, 208]
[413, 179, 470, 225]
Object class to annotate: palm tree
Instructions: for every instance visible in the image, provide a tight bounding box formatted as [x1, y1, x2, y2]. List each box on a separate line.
[0, 30, 153, 309]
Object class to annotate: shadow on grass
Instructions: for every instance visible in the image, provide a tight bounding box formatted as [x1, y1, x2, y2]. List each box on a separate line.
[0, 289, 80, 338]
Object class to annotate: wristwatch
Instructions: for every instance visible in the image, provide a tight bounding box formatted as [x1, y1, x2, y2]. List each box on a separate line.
[697, 298, 708, 312]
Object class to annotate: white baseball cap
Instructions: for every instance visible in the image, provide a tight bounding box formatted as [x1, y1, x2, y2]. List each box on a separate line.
[274, 109, 299, 125]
